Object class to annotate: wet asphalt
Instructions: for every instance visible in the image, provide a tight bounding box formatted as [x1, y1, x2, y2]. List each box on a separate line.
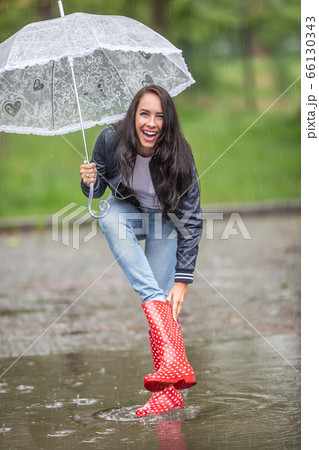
[0, 211, 300, 449]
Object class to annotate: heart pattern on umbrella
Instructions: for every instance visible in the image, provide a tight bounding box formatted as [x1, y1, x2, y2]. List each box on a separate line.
[33, 78, 45, 91]
[3, 99, 23, 117]
[142, 74, 154, 87]
[0, 12, 194, 135]
[139, 51, 152, 60]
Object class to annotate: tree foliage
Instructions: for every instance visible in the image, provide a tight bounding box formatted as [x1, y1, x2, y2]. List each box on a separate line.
[0, 0, 300, 100]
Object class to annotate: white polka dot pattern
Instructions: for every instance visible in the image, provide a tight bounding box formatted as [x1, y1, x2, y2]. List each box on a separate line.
[136, 330, 183, 417]
[135, 385, 183, 417]
[142, 300, 196, 392]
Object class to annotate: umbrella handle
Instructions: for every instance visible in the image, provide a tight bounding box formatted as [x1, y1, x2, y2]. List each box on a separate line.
[58, 1, 110, 221]
[88, 182, 110, 219]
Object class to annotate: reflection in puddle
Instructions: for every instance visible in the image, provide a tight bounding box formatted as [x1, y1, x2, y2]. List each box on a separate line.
[94, 406, 190, 449]
[155, 420, 186, 450]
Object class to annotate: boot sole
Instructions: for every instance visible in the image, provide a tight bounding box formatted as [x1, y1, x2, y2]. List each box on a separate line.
[175, 379, 197, 390]
[145, 376, 196, 392]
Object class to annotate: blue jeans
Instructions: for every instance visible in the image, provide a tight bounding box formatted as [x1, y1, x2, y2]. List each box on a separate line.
[99, 194, 177, 303]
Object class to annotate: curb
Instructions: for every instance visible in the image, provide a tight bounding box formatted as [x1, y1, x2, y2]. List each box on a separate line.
[203, 199, 300, 216]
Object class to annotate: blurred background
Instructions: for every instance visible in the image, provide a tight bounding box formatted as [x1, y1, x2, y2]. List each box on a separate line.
[0, 0, 300, 219]
[0, 4, 301, 446]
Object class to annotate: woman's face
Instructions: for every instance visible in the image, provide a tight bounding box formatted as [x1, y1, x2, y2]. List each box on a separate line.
[135, 92, 163, 156]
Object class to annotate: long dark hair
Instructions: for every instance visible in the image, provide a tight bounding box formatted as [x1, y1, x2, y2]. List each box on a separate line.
[116, 85, 194, 217]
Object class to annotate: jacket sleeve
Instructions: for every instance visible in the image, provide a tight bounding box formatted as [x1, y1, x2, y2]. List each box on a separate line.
[81, 125, 118, 199]
[172, 165, 203, 284]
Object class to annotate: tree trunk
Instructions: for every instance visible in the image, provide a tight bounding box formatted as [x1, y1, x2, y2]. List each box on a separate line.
[36, 0, 54, 21]
[241, 26, 257, 110]
[150, 0, 167, 36]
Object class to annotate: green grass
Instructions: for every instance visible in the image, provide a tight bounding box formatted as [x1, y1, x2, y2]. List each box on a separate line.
[0, 56, 300, 218]
[176, 105, 300, 205]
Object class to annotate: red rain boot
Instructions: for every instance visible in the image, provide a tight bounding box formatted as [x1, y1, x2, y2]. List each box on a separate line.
[142, 300, 196, 393]
[136, 330, 183, 417]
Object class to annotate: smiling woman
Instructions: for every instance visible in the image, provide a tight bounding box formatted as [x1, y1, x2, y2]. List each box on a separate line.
[135, 93, 164, 156]
[80, 85, 203, 417]
[115, 85, 196, 218]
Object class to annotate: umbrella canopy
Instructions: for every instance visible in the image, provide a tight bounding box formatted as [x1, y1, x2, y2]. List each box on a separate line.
[0, 12, 195, 136]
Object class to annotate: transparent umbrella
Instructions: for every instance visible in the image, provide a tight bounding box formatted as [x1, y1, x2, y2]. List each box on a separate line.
[0, 1, 195, 218]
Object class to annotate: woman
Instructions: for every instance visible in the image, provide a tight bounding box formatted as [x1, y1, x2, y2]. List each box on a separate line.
[80, 85, 202, 416]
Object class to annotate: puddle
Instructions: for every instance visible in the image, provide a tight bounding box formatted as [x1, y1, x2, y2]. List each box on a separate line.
[0, 215, 300, 448]
[0, 340, 300, 449]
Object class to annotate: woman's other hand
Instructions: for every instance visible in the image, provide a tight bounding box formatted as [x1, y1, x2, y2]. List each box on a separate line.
[80, 162, 97, 187]
[166, 282, 189, 319]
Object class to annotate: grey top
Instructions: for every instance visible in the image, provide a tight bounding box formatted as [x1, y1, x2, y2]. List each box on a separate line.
[130, 154, 161, 209]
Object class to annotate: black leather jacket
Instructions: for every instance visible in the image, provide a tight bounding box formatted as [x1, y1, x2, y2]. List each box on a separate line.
[81, 125, 202, 283]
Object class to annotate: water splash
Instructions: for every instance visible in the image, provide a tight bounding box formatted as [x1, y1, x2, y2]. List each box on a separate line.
[72, 396, 98, 406]
[0, 426, 12, 433]
[45, 401, 63, 409]
[47, 430, 75, 437]
[93, 404, 200, 423]
[16, 385, 34, 393]
[96, 429, 116, 434]
[0, 382, 8, 394]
